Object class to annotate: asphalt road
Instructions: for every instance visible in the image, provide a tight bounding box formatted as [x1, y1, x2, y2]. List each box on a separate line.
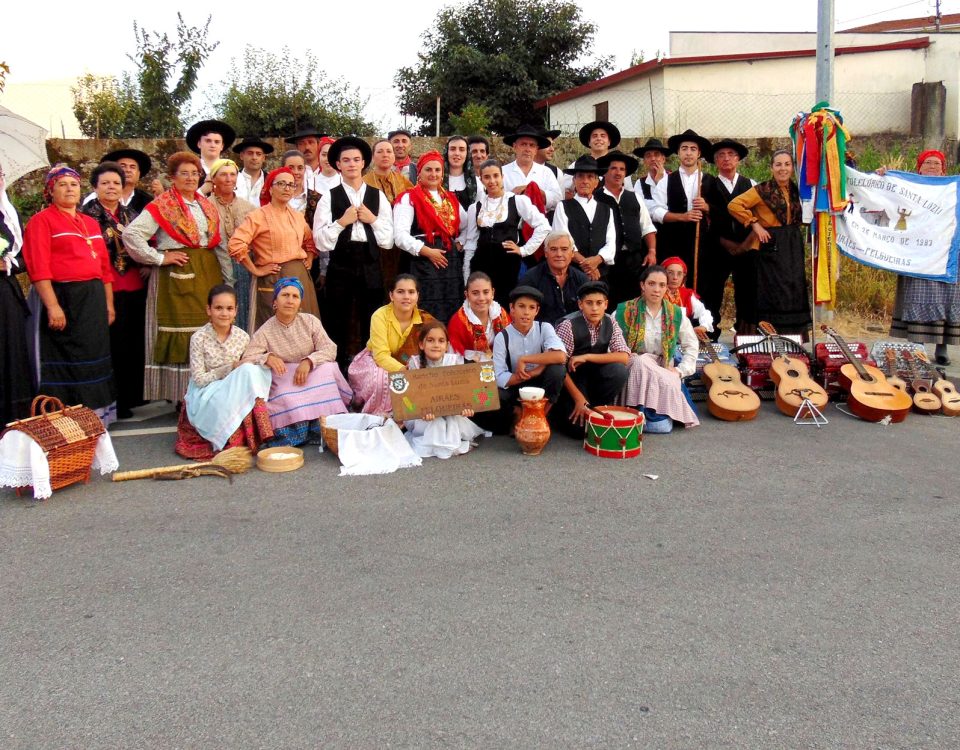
[1, 394, 958, 749]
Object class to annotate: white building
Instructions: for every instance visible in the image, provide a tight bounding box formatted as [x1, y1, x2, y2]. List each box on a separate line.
[536, 17, 960, 141]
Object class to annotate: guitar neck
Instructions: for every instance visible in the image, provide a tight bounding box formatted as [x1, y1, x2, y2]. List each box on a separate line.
[823, 327, 869, 379]
[901, 351, 923, 380]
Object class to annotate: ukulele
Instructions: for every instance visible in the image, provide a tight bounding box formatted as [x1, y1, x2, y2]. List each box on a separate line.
[821, 326, 912, 422]
[696, 330, 761, 421]
[915, 350, 960, 416]
[899, 349, 942, 414]
[758, 321, 828, 416]
[881, 350, 909, 394]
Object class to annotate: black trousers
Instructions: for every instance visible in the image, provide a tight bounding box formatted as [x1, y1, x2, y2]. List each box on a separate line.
[323, 241, 383, 371]
[553, 361, 629, 437]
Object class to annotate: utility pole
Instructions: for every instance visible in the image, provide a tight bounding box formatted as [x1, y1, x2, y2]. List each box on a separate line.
[815, 0, 834, 105]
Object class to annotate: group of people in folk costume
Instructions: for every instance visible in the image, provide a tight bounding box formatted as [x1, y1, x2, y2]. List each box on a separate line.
[2, 116, 956, 459]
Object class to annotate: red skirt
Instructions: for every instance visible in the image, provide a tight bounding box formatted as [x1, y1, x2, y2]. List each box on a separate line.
[174, 397, 275, 460]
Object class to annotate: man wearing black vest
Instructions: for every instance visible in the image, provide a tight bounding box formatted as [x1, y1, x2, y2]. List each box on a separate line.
[632, 138, 672, 221]
[703, 139, 756, 336]
[552, 281, 630, 436]
[650, 129, 715, 295]
[551, 156, 616, 283]
[596, 150, 657, 304]
[315, 137, 394, 369]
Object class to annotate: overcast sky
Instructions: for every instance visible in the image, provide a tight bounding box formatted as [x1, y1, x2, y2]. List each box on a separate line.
[4, 0, 957, 131]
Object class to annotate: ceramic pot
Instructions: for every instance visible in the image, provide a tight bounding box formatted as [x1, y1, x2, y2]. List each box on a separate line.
[516, 398, 551, 455]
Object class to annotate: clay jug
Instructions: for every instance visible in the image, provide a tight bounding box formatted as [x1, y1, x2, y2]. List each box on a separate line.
[516, 398, 551, 455]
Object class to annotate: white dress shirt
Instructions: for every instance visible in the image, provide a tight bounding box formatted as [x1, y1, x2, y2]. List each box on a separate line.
[236, 170, 264, 206]
[642, 306, 699, 377]
[501, 161, 562, 211]
[601, 186, 656, 237]
[314, 182, 394, 252]
[551, 194, 617, 265]
[393, 191, 468, 255]
[634, 173, 665, 216]
[651, 167, 701, 224]
[462, 192, 550, 282]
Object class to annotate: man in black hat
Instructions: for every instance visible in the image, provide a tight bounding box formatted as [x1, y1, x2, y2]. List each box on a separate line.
[388, 128, 417, 184]
[651, 129, 715, 290]
[632, 138, 672, 216]
[552, 156, 616, 283]
[185, 119, 236, 180]
[552, 280, 630, 436]
[286, 126, 329, 191]
[83, 149, 153, 215]
[535, 129, 562, 179]
[314, 137, 394, 368]
[233, 137, 274, 205]
[595, 150, 657, 303]
[563, 120, 632, 196]
[502, 125, 562, 212]
[702, 139, 756, 336]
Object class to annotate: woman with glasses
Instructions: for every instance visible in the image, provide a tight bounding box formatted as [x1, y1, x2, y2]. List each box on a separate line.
[228, 167, 320, 331]
[122, 152, 223, 404]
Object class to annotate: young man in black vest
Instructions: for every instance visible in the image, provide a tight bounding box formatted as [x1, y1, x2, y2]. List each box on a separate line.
[703, 139, 756, 337]
[551, 156, 616, 283]
[596, 150, 657, 304]
[552, 281, 630, 436]
[650, 129, 715, 294]
[314, 137, 394, 369]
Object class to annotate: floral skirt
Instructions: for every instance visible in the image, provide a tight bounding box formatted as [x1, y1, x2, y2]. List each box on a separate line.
[175, 397, 274, 460]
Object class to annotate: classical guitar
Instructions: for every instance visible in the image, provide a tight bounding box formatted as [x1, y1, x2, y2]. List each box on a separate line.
[821, 326, 912, 422]
[915, 350, 960, 416]
[881, 349, 909, 394]
[899, 349, 942, 414]
[697, 330, 761, 421]
[758, 321, 828, 416]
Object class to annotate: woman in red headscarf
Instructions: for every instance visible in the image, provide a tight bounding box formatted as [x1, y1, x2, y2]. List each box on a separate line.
[662, 256, 714, 336]
[890, 149, 958, 365]
[393, 151, 468, 322]
[228, 166, 319, 331]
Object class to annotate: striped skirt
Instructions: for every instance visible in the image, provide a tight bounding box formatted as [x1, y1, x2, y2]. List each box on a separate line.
[619, 353, 699, 427]
[266, 361, 352, 430]
[890, 275, 960, 345]
[347, 348, 394, 415]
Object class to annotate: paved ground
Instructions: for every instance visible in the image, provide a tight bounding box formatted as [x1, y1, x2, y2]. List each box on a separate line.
[2, 373, 959, 748]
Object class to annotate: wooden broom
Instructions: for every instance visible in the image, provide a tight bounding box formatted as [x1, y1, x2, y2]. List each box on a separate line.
[112, 446, 254, 482]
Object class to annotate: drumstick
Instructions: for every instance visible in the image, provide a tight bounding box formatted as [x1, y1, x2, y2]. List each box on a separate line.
[693, 161, 702, 291]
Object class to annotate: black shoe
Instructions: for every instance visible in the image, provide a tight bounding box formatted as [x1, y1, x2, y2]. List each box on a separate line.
[936, 354, 952, 366]
[117, 408, 134, 419]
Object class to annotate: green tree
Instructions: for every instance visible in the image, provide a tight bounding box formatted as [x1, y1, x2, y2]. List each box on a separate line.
[216, 47, 375, 137]
[71, 14, 217, 138]
[448, 103, 491, 136]
[394, 0, 612, 135]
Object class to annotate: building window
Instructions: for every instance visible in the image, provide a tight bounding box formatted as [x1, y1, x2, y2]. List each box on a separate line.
[594, 101, 609, 121]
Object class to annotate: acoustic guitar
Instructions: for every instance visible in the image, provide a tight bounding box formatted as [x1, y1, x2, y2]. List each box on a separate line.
[696, 330, 761, 421]
[758, 322, 828, 416]
[821, 326, 912, 423]
[915, 350, 960, 416]
[881, 349, 909, 394]
[899, 350, 942, 414]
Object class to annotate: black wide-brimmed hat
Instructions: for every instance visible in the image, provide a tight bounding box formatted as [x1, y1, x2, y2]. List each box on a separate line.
[578, 120, 621, 149]
[542, 128, 562, 140]
[328, 136, 373, 170]
[598, 150, 639, 175]
[232, 136, 275, 155]
[563, 155, 605, 175]
[285, 126, 328, 144]
[185, 119, 236, 154]
[708, 138, 749, 162]
[503, 125, 550, 149]
[632, 138, 672, 158]
[667, 129, 712, 157]
[100, 148, 151, 176]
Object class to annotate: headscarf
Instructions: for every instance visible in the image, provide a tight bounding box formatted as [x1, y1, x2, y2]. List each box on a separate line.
[661, 256, 687, 275]
[260, 167, 295, 207]
[417, 151, 444, 175]
[319, 136, 336, 150]
[273, 275, 304, 299]
[43, 164, 82, 204]
[0, 163, 24, 274]
[916, 150, 946, 175]
[208, 158, 237, 180]
[661, 256, 697, 318]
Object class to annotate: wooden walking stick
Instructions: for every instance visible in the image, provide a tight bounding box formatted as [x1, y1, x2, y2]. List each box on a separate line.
[111, 446, 255, 482]
[693, 161, 703, 291]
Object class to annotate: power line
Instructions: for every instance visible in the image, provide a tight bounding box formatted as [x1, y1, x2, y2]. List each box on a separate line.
[837, 0, 926, 25]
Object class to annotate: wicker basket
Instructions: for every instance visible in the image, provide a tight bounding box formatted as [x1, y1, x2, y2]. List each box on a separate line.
[319, 415, 339, 457]
[1, 396, 105, 493]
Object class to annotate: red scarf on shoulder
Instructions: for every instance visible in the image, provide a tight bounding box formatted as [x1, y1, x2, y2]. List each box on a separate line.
[145, 189, 221, 248]
[400, 184, 461, 249]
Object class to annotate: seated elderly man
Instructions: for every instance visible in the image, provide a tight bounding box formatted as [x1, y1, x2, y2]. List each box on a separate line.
[518, 231, 589, 324]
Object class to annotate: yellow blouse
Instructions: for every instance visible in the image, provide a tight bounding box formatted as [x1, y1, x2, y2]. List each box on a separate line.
[367, 304, 426, 372]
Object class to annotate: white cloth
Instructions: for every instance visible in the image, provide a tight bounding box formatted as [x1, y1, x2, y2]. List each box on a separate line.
[236, 170, 265, 206]
[501, 161, 562, 211]
[651, 168, 700, 224]
[551, 195, 618, 264]
[326, 414, 422, 476]
[309, 170, 341, 195]
[0, 186, 23, 274]
[314, 182, 394, 250]
[393, 191, 468, 256]
[0, 431, 119, 500]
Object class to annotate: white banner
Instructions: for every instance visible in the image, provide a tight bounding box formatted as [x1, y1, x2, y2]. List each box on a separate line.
[836, 167, 960, 282]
